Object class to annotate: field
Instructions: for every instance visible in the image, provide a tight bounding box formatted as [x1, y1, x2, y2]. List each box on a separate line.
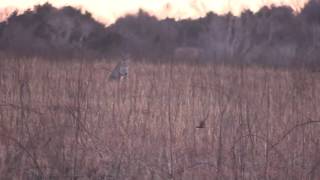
[0, 58, 319, 179]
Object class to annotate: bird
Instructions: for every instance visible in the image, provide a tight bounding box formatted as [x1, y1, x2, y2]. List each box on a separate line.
[196, 120, 206, 129]
[196, 113, 209, 129]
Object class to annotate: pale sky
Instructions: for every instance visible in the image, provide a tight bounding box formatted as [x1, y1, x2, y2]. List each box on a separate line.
[0, 0, 309, 24]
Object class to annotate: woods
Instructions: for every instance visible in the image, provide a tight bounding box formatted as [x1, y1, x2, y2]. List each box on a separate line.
[0, 1, 320, 67]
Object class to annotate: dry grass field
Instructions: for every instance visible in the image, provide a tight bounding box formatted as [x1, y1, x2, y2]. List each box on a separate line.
[0, 57, 319, 179]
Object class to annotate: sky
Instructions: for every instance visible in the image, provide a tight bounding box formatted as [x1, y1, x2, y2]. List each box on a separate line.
[0, 0, 309, 24]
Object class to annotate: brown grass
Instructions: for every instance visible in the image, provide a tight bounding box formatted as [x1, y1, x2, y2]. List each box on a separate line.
[0, 57, 319, 179]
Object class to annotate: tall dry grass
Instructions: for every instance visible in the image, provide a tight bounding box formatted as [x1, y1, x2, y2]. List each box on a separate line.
[0, 57, 319, 179]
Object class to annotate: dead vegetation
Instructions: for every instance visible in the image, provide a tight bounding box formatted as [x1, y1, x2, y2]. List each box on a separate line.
[0, 57, 319, 179]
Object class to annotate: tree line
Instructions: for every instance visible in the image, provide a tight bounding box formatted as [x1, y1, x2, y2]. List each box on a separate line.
[0, 1, 320, 67]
